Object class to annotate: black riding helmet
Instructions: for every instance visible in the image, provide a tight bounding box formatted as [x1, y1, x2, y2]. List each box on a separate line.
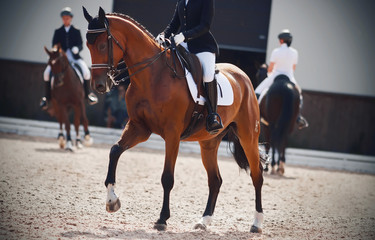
[278, 29, 292, 47]
[61, 7, 73, 17]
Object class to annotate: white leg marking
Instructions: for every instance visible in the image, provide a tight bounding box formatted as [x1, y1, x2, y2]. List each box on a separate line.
[66, 140, 73, 151]
[253, 211, 264, 229]
[198, 215, 212, 226]
[83, 135, 93, 147]
[106, 183, 118, 204]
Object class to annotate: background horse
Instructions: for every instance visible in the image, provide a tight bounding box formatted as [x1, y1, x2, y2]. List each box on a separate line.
[259, 75, 300, 174]
[83, 7, 264, 233]
[44, 45, 93, 150]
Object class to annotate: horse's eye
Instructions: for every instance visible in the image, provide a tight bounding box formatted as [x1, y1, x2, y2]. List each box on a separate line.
[98, 43, 106, 51]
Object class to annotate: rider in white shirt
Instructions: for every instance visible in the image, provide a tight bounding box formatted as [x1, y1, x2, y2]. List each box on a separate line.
[255, 29, 308, 129]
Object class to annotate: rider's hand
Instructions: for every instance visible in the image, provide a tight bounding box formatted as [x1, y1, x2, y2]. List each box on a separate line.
[155, 33, 165, 45]
[174, 33, 185, 46]
[72, 46, 79, 54]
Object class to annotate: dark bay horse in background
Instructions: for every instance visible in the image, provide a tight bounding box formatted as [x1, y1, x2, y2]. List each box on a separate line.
[259, 75, 300, 175]
[83, 7, 264, 233]
[44, 45, 93, 150]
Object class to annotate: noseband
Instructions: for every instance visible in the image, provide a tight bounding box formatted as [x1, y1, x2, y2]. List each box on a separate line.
[87, 18, 169, 86]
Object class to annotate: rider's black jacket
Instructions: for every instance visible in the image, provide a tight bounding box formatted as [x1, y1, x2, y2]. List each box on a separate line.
[52, 25, 83, 60]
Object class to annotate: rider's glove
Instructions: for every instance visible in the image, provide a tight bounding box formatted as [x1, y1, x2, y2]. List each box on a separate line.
[72, 46, 79, 54]
[155, 33, 165, 45]
[174, 33, 185, 46]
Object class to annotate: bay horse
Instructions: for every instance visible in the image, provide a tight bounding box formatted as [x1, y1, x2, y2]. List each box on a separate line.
[83, 7, 264, 233]
[44, 45, 93, 150]
[259, 75, 300, 175]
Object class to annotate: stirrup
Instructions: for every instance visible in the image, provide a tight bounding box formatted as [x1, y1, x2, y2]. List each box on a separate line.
[206, 113, 223, 134]
[40, 97, 48, 110]
[88, 93, 98, 105]
[297, 116, 309, 129]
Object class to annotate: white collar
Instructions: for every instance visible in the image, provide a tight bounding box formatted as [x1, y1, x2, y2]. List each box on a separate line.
[64, 25, 71, 32]
[280, 43, 288, 48]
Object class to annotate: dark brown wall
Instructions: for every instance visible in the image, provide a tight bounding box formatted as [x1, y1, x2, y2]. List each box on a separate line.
[1, 59, 374, 156]
[0, 59, 106, 126]
[288, 91, 375, 156]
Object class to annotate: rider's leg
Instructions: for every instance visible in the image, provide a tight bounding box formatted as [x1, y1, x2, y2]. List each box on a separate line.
[40, 65, 51, 109]
[196, 52, 223, 134]
[255, 75, 274, 103]
[75, 59, 98, 104]
[291, 77, 308, 129]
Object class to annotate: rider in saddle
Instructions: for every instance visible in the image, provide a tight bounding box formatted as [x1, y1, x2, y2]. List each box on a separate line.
[40, 7, 98, 110]
[155, 0, 223, 134]
[255, 29, 308, 129]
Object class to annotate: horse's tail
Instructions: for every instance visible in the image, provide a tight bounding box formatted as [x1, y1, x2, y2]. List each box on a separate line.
[226, 124, 249, 171]
[271, 87, 294, 149]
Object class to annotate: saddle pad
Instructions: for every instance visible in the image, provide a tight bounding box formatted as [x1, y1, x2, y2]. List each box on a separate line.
[185, 68, 234, 106]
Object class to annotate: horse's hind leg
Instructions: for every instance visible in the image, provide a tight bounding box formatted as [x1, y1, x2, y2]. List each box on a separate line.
[73, 105, 83, 149]
[105, 120, 151, 213]
[80, 101, 93, 146]
[236, 121, 264, 233]
[194, 138, 222, 230]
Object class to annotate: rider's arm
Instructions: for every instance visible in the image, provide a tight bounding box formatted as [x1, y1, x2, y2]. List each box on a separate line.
[163, 2, 180, 38]
[183, 0, 214, 41]
[268, 62, 275, 73]
[52, 29, 58, 47]
[76, 29, 83, 52]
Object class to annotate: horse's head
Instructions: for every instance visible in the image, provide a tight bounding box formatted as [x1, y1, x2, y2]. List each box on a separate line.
[83, 7, 124, 94]
[44, 44, 68, 87]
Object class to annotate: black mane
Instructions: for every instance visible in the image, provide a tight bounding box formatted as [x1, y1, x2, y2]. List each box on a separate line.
[86, 12, 155, 44]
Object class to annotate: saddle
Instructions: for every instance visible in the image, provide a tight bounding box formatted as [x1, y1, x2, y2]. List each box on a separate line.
[72, 63, 84, 83]
[176, 45, 205, 97]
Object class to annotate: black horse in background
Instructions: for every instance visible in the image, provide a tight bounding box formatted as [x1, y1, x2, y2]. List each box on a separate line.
[259, 75, 300, 175]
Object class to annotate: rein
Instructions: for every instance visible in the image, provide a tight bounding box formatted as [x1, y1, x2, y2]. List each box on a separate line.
[87, 18, 170, 86]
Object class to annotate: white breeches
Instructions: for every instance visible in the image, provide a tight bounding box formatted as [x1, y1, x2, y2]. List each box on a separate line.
[43, 58, 91, 82]
[180, 42, 215, 83]
[255, 71, 297, 95]
[196, 52, 216, 83]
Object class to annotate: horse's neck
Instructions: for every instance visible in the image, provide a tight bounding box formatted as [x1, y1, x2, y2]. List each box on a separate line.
[111, 17, 161, 88]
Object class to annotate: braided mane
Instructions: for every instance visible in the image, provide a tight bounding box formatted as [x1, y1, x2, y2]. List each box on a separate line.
[107, 13, 155, 39]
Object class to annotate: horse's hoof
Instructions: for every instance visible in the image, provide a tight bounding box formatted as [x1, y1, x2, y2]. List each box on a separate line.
[58, 136, 65, 149]
[83, 135, 93, 147]
[194, 223, 207, 230]
[153, 223, 167, 231]
[76, 139, 83, 149]
[106, 198, 121, 213]
[65, 141, 73, 152]
[250, 225, 262, 233]
[270, 167, 276, 175]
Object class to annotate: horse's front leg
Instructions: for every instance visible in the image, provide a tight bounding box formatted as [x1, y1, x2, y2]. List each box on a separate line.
[154, 134, 180, 231]
[105, 120, 151, 212]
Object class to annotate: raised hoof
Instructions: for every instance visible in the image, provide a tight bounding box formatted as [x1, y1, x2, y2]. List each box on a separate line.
[106, 198, 121, 213]
[193, 223, 207, 230]
[250, 225, 262, 233]
[153, 223, 167, 231]
[83, 135, 93, 147]
[58, 135, 65, 149]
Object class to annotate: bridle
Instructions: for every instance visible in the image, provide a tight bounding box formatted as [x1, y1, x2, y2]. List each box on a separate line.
[87, 18, 170, 86]
[49, 54, 68, 81]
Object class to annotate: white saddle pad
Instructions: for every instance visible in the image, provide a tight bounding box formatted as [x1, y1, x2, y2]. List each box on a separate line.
[185, 68, 234, 106]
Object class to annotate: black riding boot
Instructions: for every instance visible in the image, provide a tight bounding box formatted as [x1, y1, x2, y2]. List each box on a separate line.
[205, 79, 223, 134]
[40, 81, 51, 110]
[83, 80, 98, 105]
[296, 95, 308, 129]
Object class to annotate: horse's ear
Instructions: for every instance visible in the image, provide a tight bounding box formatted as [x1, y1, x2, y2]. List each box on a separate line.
[56, 43, 62, 52]
[44, 46, 51, 56]
[82, 6, 92, 23]
[98, 7, 106, 23]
